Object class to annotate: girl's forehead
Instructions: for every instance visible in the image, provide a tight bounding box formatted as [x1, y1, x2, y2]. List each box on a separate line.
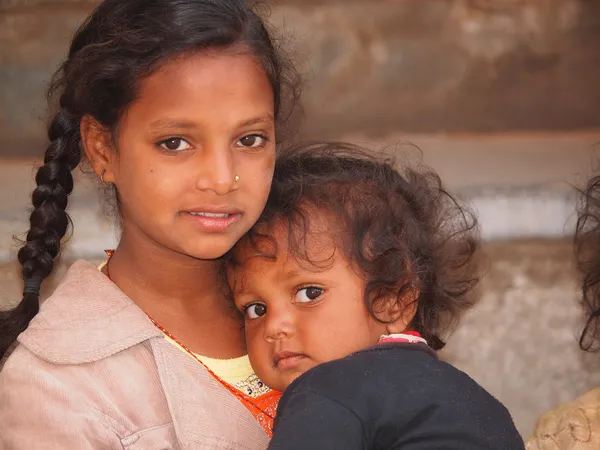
[126, 51, 274, 120]
[149, 49, 266, 86]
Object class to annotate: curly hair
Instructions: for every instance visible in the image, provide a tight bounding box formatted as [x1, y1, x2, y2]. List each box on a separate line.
[228, 142, 481, 350]
[0, 0, 300, 359]
[575, 175, 600, 351]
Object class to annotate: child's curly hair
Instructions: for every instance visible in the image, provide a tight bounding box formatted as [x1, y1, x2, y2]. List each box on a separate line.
[575, 175, 600, 351]
[231, 142, 481, 350]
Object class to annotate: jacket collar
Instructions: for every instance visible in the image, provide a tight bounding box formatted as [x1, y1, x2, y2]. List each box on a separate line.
[18, 260, 163, 364]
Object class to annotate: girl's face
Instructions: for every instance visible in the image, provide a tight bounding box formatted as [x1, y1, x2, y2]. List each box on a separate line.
[230, 222, 388, 392]
[91, 50, 276, 260]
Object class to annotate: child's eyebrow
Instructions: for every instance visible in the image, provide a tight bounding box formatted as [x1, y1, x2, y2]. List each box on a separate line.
[288, 270, 317, 281]
[230, 275, 251, 296]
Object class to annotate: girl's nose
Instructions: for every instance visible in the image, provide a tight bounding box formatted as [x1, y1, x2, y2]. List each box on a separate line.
[195, 143, 237, 195]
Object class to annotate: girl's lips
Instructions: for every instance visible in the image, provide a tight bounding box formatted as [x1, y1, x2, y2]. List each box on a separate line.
[182, 211, 242, 232]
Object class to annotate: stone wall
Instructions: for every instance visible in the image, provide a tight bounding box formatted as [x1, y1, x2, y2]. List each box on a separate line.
[1, 0, 599, 155]
[441, 239, 600, 438]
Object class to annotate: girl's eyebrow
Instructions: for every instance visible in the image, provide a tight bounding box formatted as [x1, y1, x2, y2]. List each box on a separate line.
[150, 119, 197, 130]
[238, 115, 274, 128]
[149, 115, 274, 131]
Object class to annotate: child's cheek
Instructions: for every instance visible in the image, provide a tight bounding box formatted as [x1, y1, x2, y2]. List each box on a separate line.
[246, 327, 268, 371]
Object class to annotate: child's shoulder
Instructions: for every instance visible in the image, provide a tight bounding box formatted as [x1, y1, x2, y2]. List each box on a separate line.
[286, 342, 512, 427]
[280, 343, 523, 448]
[296, 342, 471, 396]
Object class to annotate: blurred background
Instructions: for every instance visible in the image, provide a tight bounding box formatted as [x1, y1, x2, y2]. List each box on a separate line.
[1, 0, 600, 438]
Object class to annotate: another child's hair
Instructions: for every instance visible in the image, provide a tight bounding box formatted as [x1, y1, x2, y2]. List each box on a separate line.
[231, 142, 480, 350]
[0, 0, 299, 358]
[575, 175, 600, 351]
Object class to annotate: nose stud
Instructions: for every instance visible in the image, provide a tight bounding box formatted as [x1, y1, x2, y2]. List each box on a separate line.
[234, 175, 240, 183]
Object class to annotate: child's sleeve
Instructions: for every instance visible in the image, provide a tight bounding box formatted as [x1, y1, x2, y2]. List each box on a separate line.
[268, 387, 367, 450]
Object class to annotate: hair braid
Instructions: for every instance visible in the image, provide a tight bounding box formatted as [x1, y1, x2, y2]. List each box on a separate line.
[0, 109, 81, 358]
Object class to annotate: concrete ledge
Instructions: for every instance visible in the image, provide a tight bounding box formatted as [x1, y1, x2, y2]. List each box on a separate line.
[0, 184, 580, 261]
[467, 183, 578, 240]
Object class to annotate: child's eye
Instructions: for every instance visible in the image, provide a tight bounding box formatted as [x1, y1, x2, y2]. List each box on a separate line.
[295, 286, 323, 304]
[245, 303, 267, 320]
[158, 137, 191, 152]
[236, 134, 268, 148]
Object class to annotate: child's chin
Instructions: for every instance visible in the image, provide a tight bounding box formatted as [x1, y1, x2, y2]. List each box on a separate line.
[261, 360, 315, 392]
[265, 372, 299, 393]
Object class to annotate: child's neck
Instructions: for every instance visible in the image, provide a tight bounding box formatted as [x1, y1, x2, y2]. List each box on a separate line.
[105, 232, 245, 358]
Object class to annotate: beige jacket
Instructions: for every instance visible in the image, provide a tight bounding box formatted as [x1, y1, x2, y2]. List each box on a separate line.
[526, 388, 600, 450]
[0, 261, 270, 450]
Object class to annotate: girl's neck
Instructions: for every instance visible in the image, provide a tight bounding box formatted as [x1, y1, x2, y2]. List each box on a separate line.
[104, 231, 245, 358]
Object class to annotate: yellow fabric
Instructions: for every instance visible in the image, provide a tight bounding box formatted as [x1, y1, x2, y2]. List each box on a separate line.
[196, 354, 254, 386]
[164, 336, 254, 386]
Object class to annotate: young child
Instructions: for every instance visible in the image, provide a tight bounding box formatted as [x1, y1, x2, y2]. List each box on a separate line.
[0, 0, 297, 447]
[227, 142, 525, 449]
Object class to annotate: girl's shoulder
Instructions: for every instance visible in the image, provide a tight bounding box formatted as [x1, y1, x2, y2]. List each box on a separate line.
[0, 295, 173, 449]
[527, 388, 600, 450]
[17, 260, 162, 365]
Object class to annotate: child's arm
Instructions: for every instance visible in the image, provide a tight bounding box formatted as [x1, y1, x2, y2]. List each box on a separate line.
[268, 387, 367, 450]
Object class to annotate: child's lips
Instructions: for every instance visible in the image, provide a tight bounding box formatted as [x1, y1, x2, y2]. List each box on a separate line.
[273, 351, 308, 370]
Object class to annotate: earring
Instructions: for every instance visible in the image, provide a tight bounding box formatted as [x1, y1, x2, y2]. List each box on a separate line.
[100, 169, 107, 184]
[234, 175, 240, 183]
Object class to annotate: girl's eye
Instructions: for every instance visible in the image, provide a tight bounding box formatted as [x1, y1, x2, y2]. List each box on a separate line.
[295, 287, 323, 304]
[159, 137, 191, 152]
[236, 134, 268, 148]
[245, 303, 267, 320]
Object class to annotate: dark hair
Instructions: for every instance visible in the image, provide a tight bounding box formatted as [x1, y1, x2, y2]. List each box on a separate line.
[575, 175, 600, 351]
[228, 142, 481, 350]
[0, 0, 299, 359]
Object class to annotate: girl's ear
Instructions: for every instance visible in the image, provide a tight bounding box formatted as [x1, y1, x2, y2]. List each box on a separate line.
[80, 114, 117, 183]
[382, 287, 419, 334]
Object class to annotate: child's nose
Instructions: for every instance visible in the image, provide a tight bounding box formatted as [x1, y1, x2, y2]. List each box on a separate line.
[263, 306, 294, 343]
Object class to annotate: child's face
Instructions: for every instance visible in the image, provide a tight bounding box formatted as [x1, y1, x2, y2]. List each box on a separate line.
[231, 223, 388, 392]
[85, 50, 275, 260]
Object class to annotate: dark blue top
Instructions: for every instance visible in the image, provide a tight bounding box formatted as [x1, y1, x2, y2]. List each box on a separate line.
[268, 342, 524, 450]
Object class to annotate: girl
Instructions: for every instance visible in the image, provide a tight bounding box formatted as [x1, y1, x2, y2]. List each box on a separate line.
[227, 142, 525, 449]
[527, 175, 600, 449]
[0, 0, 298, 447]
